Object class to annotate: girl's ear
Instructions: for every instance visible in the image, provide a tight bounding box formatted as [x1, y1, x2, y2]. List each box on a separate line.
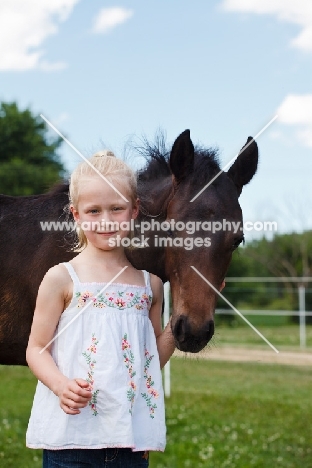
[132, 198, 140, 219]
[70, 205, 80, 223]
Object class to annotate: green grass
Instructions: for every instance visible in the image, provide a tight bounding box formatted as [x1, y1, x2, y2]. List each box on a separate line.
[0, 366, 42, 467]
[151, 358, 312, 467]
[213, 322, 312, 351]
[1, 359, 312, 468]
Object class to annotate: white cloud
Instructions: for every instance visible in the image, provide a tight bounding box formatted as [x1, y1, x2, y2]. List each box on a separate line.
[0, 0, 79, 71]
[92, 7, 133, 34]
[277, 94, 312, 147]
[221, 0, 312, 52]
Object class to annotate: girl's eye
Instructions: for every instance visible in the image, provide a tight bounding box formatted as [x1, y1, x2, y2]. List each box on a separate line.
[89, 209, 99, 214]
[112, 207, 123, 211]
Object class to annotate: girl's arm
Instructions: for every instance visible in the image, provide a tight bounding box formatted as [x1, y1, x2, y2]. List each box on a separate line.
[26, 265, 91, 414]
[149, 276, 226, 369]
[149, 274, 175, 369]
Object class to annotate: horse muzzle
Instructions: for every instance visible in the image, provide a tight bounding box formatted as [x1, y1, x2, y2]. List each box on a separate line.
[172, 315, 215, 353]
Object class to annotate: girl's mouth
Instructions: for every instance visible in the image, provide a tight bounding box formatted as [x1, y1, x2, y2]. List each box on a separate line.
[97, 231, 117, 236]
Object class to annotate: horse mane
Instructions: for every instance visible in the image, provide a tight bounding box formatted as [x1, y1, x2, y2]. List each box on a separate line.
[48, 181, 69, 194]
[137, 135, 221, 185]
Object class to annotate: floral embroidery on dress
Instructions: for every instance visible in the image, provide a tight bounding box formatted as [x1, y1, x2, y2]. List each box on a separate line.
[82, 334, 99, 416]
[141, 348, 159, 418]
[76, 291, 94, 308]
[75, 288, 152, 311]
[122, 334, 136, 414]
[96, 290, 151, 310]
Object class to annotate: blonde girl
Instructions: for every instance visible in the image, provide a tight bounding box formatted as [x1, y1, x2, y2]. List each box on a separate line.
[26, 151, 175, 468]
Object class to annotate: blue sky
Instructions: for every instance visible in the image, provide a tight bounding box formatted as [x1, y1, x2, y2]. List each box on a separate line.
[0, 0, 311, 240]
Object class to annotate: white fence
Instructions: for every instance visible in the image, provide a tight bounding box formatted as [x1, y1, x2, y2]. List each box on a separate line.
[216, 308, 312, 349]
[163, 282, 171, 397]
[218, 279, 311, 349]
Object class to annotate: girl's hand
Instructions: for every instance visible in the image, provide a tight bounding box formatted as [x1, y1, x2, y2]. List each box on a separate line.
[57, 378, 92, 415]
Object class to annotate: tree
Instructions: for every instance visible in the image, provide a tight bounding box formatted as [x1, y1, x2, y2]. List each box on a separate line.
[217, 232, 312, 326]
[0, 102, 65, 195]
[243, 232, 312, 317]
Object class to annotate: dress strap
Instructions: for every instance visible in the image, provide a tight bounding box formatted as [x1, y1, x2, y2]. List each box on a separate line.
[62, 262, 81, 284]
[143, 270, 151, 288]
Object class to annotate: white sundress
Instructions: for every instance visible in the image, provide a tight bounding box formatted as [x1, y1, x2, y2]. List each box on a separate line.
[26, 263, 166, 452]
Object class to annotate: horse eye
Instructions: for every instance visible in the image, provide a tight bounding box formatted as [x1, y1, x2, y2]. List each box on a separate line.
[167, 229, 174, 238]
[232, 236, 244, 250]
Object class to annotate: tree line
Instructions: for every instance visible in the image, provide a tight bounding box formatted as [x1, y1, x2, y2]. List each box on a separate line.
[0, 101, 65, 195]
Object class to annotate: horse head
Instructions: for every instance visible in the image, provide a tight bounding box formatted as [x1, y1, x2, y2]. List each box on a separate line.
[132, 130, 258, 353]
[166, 130, 258, 352]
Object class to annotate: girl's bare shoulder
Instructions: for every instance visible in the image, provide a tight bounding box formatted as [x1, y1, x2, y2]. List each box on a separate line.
[149, 272, 163, 286]
[40, 263, 72, 293]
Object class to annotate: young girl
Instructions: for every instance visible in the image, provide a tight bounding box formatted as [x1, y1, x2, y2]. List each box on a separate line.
[26, 150, 176, 467]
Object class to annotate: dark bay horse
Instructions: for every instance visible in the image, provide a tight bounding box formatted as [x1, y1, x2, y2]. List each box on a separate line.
[0, 130, 258, 364]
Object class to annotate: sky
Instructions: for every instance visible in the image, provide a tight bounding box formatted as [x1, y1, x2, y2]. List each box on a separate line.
[0, 0, 311, 241]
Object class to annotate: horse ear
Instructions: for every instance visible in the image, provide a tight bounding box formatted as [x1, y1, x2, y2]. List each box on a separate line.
[227, 137, 258, 196]
[169, 129, 194, 182]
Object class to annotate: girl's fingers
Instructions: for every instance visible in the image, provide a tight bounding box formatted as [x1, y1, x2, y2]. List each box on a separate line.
[65, 380, 92, 400]
[63, 392, 91, 406]
[59, 391, 92, 414]
[61, 396, 89, 410]
[75, 378, 91, 389]
[67, 389, 91, 402]
[60, 403, 81, 415]
[71, 379, 92, 396]
[58, 378, 92, 413]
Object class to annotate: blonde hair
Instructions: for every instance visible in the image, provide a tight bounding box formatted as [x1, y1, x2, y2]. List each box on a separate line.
[69, 150, 137, 251]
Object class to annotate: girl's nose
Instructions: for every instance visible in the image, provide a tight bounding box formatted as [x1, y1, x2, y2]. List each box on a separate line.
[102, 211, 113, 222]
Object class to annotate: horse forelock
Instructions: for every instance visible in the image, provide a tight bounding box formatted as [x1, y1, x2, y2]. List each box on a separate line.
[191, 147, 221, 186]
[137, 143, 221, 183]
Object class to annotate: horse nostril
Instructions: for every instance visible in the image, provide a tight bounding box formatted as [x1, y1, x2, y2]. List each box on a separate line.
[174, 316, 187, 343]
[173, 317, 215, 352]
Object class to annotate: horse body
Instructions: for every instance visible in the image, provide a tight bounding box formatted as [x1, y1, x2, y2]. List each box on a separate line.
[0, 130, 258, 364]
[0, 187, 74, 364]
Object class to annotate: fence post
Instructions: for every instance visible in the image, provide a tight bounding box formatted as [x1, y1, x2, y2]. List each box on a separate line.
[163, 281, 171, 397]
[298, 285, 306, 349]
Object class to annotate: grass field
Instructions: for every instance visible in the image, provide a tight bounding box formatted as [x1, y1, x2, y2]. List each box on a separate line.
[1, 353, 311, 468]
[214, 321, 312, 351]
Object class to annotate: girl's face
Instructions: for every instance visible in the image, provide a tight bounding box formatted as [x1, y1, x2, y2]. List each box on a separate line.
[70, 176, 139, 251]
